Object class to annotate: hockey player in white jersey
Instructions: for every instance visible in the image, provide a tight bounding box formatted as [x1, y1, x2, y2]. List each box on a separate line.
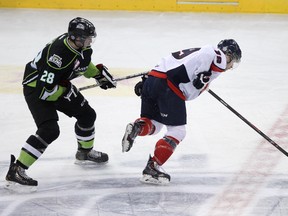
[122, 39, 242, 185]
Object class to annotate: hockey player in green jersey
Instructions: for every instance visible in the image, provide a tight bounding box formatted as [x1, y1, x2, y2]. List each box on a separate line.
[5, 17, 117, 190]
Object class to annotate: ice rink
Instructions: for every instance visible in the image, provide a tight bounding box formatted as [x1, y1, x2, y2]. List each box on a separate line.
[0, 8, 288, 216]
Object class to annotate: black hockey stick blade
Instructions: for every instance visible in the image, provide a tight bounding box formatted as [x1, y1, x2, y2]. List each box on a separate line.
[78, 71, 148, 91]
[208, 88, 288, 157]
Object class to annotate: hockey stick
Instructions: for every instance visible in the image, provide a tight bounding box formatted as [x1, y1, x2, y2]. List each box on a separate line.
[78, 71, 148, 91]
[207, 88, 288, 157]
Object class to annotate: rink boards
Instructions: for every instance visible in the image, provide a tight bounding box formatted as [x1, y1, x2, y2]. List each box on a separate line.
[1, 0, 288, 13]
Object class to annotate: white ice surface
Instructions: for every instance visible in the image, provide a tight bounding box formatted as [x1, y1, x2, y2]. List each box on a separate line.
[0, 9, 288, 216]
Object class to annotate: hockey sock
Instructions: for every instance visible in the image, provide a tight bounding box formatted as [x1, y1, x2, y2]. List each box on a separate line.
[153, 136, 179, 166]
[135, 117, 155, 136]
[17, 134, 49, 169]
[75, 123, 95, 150]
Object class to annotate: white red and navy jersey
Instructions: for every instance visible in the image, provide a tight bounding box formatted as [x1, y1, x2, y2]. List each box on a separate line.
[152, 45, 227, 101]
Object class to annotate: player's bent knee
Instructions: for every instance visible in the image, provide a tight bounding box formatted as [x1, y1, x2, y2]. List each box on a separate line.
[36, 120, 60, 144]
[151, 120, 164, 135]
[166, 125, 186, 142]
[77, 107, 96, 127]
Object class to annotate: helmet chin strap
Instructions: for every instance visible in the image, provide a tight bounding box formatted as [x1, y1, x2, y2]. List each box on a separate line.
[74, 39, 85, 49]
[67, 38, 84, 51]
[74, 36, 94, 49]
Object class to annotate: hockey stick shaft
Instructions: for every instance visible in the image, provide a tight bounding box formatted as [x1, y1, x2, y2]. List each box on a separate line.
[78, 71, 148, 91]
[208, 89, 288, 157]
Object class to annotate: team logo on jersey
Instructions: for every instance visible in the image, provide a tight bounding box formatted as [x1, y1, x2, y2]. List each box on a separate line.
[74, 66, 88, 75]
[48, 54, 62, 68]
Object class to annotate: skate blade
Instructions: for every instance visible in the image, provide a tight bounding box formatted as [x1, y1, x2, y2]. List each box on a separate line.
[122, 124, 133, 152]
[140, 174, 170, 185]
[5, 181, 37, 193]
[74, 159, 108, 166]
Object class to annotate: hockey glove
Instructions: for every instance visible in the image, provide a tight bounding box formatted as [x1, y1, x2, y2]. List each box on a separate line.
[60, 80, 79, 101]
[134, 74, 148, 96]
[192, 71, 212, 89]
[94, 64, 117, 90]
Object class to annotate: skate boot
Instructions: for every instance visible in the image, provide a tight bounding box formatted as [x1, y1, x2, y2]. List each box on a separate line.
[75, 148, 109, 165]
[5, 155, 38, 192]
[140, 155, 170, 185]
[122, 122, 141, 152]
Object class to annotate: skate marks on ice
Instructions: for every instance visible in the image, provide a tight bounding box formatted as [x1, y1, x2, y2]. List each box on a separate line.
[1, 174, 288, 216]
[204, 105, 288, 216]
[0, 155, 288, 216]
[0, 177, 214, 216]
[0, 154, 214, 216]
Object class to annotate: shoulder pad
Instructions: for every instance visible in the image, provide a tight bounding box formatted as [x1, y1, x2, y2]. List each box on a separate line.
[47, 37, 77, 69]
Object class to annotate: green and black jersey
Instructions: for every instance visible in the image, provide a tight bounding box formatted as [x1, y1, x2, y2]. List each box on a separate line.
[22, 33, 100, 101]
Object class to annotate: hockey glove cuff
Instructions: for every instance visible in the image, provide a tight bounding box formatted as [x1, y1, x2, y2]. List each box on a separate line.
[94, 64, 117, 90]
[60, 81, 79, 101]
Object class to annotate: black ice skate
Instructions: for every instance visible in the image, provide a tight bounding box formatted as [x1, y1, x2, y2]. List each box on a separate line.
[75, 149, 109, 165]
[140, 155, 170, 185]
[122, 122, 141, 152]
[5, 155, 38, 192]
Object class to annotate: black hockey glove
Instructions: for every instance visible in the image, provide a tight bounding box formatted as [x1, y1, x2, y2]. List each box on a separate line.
[193, 71, 212, 89]
[94, 64, 117, 90]
[134, 74, 148, 96]
[60, 80, 78, 101]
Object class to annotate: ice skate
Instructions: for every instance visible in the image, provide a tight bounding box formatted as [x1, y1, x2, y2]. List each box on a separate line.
[5, 155, 38, 192]
[140, 155, 170, 185]
[122, 122, 141, 152]
[75, 149, 109, 165]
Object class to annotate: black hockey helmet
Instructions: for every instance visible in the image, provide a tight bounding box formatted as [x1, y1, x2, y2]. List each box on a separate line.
[68, 17, 96, 42]
[218, 39, 242, 63]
